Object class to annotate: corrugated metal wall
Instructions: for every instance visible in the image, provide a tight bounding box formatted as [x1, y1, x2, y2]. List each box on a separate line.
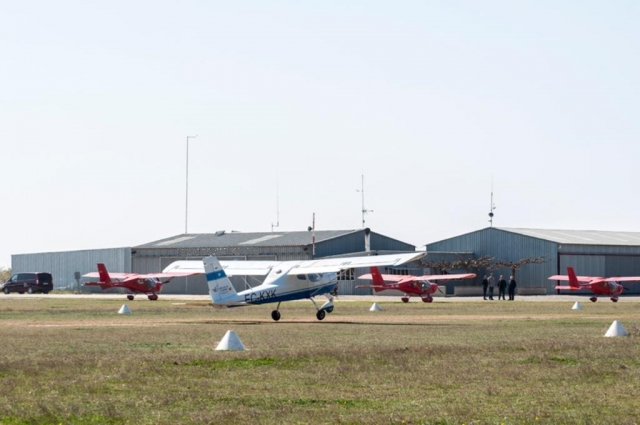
[11, 248, 132, 291]
[427, 228, 559, 293]
[314, 232, 364, 258]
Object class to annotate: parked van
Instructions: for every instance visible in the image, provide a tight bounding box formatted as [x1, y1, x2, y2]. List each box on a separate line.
[2, 273, 53, 294]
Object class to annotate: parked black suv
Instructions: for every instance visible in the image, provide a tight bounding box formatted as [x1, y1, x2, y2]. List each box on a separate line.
[2, 272, 53, 294]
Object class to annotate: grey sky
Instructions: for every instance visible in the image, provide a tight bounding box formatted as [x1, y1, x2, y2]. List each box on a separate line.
[2, 1, 639, 268]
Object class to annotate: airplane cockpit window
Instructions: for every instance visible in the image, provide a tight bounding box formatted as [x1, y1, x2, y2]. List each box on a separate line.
[146, 278, 156, 289]
[297, 274, 307, 280]
[308, 274, 321, 283]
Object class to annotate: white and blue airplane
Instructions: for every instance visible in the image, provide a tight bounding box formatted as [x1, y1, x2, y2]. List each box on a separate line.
[163, 252, 425, 321]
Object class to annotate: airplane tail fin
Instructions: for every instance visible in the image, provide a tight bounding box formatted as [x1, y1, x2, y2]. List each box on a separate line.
[203, 256, 238, 303]
[97, 263, 112, 284]
[370, 267, 386, 292]
[567, 267, 580, 288]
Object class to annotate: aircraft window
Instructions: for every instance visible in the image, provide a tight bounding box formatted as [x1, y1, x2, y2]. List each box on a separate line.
[297, 274, 307, 280]
[308, 274, 320, 282]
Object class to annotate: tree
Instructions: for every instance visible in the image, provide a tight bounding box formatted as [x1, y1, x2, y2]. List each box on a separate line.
[417, 254, 494, 284]
[489, 256, 547, 278]
[0, 267, 11, 282]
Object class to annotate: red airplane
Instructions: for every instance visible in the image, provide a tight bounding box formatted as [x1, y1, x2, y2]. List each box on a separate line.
[82, 263, 198, 301]
[549, 266, 640, 302]
[356, 267, 476, 303]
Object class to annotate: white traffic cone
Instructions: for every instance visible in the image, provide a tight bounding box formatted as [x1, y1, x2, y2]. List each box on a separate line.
[604, 320, 628, 337]
[118, 304, 132, 315]
[215, 330, 246, 351]
[369, 302, 381, 312]
[572, 302, 583, 310]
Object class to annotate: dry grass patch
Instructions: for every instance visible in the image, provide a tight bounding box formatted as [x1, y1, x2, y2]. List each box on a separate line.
[1, 298, 639, 424]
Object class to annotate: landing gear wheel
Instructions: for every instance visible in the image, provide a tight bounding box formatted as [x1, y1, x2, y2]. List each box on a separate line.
[325, 306, 334, 313]
[127, 295, 134, 301]
[422, 297, 433, 303]
[401, 297, 410, 303]
[271, 310, 281, 321]
[316, 310, 326, 321]
[28, 287, 34, 294]
[3, 287, 9, 294]
[611, 297, 619, 302]
[148, 295, 158, 301]
[590, 297, 597, 303]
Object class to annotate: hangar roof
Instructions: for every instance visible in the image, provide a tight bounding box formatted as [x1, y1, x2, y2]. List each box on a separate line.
[498, 228, 640, 246]
[136, 230, 362, 249]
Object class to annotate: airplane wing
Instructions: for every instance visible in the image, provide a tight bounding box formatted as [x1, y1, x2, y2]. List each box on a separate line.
[358, 274, 405, 282]
[548, 275, 597, 282]
[83, 272, 134, 280]
[163, 252, 424, 276]
[411, 273, 476, 280]
[603, 277, 640, 282]
[163, 260, 279, 276]
[82, 271, 198, 279]
[554, 285, 580, 290]
[288, 252, 426, 275]
[357, 272, 475, 281]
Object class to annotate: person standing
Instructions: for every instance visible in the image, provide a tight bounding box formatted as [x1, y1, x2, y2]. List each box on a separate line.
[487, 273, 496, 300]
[482, 275, 489, 300]
[498, 275, 507, 300]
[508, 276, 517, 300]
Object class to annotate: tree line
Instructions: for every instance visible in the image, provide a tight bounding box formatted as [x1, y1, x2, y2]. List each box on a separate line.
[416, 254, 547, 281]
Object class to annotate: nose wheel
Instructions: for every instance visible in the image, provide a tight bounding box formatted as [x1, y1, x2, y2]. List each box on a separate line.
[316, 310, 326, 321]
[611, 297, 619, 302]
[127, 295, 134, 301]
[401, 297, 410, 303]
[590, 297, 597, 302]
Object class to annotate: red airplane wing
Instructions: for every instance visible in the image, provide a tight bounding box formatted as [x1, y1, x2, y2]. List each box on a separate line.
[355, 285, 387, 289]
[411, 273, 476, 280]
[83, 272, 135, 280]
[357, 273, 405, 282]
[548, 275, 597, 282]
[604, 277, 640, 282]
[137, 272, 200, 279]
[554, 285, 581, 290]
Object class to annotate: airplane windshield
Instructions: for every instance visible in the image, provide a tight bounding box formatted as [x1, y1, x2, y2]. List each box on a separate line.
[146, 278, 156, 289]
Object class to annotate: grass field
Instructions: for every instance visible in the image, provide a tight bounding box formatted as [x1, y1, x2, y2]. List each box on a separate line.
[1, 297, 639, 424]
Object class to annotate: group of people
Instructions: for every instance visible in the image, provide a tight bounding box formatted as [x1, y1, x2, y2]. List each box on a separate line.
[482, 273, 517, 300]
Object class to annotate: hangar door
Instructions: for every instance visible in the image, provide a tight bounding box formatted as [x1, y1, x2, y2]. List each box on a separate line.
[559, 255, 605, 278]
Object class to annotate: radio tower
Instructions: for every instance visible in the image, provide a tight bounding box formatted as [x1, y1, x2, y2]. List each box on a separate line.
[488, 176, 496, 227]
[356, 175, 373, 228]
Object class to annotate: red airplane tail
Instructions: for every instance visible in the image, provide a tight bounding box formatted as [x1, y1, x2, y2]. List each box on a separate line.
[370, 267, 387, 292]
[567, 267, 580, 289]
[97, 263, 112, 284]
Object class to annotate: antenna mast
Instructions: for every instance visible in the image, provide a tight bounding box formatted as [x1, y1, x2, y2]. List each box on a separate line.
[357, 175, 373, 228]
[312, 212, 316, 258]
[488, 175, 496, 227]
[271, 176, 280, 232]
